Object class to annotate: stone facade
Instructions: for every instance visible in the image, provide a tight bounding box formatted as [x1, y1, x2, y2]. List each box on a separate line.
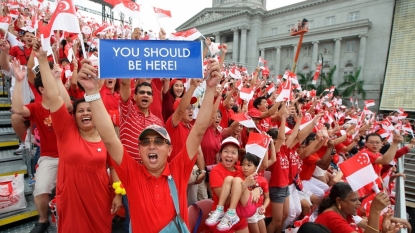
[177, 0, 395, 105]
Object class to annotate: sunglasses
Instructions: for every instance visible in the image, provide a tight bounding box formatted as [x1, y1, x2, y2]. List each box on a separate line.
[139, 138, 169, 146]
[138, 90, 153, 96]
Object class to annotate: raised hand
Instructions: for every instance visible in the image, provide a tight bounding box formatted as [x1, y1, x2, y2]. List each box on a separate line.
[77, 59, 99, 93]
[159, 28, 166, 40]
[32, 39, 49, 59]
[205, 59, 221, 88]
[0, 39, 10, 51]
[221, 43, 228, 54]
[392, 133, 403, 144]
[10, 58, 26, 81]
[52, 64, 62, 79]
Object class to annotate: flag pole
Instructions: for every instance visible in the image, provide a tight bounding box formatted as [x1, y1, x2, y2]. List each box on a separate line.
[255, 156, 265, 173]
[4, 31, 7, 40]
[78, 33, 88, 59]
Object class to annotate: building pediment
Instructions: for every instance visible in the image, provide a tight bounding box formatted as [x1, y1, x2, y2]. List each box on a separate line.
[176, 8, 255, 31]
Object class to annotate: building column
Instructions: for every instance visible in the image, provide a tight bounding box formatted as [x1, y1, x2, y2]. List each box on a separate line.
[231, 28, 239, 62]
[260, 48, 265, 60]
[213, 32, 221, 44]
[312, 41, 319, 70]
[275, 46, 281, 82]
[358, 35, 367, 69]
[239, 25, 249, 64]
[333, 38, 342, 83]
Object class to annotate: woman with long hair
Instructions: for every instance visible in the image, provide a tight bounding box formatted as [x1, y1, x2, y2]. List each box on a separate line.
[162, 78, 185, 122]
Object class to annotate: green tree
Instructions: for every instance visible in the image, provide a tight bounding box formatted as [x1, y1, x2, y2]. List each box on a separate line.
[338, 67, 366, 99]
[297, 72, 317, 91]
[316, 65, 340, 96]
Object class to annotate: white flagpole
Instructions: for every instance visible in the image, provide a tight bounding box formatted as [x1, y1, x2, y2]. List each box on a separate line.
[255, 156, 265, 173]
[78, 33, 88, 59]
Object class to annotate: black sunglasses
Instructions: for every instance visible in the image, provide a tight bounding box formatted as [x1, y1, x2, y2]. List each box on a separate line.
[138, 90, 153, 96]
[139, 138, 169, 146]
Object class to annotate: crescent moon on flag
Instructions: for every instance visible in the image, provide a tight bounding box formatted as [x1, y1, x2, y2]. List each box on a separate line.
[127, 2, 138, 11]
[360, 153, 369, 165]
[60, 1, 70, 11]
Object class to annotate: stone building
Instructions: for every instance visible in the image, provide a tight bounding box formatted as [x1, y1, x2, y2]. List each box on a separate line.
[176, 0, 395, 104]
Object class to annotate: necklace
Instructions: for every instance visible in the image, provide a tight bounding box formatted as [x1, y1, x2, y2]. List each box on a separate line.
[333, 206, 346, 220]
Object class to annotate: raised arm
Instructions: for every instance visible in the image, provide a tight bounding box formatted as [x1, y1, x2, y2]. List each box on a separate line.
[34, 42, 64, 112]
[51, 64, 73, 112]
[120, 78, 132, 103]
[171, 78, 199, 126]
[0, 39, 11, 72]
[376, 133, 403, 165]
[186, 60, 221, 160]
[10, 59, 30, 117]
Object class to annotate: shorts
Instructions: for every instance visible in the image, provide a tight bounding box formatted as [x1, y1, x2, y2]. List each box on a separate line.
[269, 186, 290, 203]
[247, 208, 266, 223]
[33, 156, 58, 197]
[236, 194, 257, 218]
[313, 166, 326, 177]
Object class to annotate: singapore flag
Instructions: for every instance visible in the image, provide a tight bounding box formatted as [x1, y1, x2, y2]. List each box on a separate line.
[339, 153, 378, 191]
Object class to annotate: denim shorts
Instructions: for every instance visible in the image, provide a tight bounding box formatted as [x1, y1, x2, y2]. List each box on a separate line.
[269, 186, 290, 203]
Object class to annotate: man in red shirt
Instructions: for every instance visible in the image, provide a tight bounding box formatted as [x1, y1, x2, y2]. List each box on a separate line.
[251, 96, 282, 132]
[78, 58, 221, 233]
[10, 59, 72, 233]
[119, 80, 163, 162]
[9, 30, 34, 66]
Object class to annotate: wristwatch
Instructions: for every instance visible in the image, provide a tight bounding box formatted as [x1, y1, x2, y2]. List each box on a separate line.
[84, 93, 101, 102]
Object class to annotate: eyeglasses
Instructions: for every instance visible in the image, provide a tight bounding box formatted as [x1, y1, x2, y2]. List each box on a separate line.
[367, 141, 381, 145]
[139, 138, 170, 146]
[138, 90, 153, 96]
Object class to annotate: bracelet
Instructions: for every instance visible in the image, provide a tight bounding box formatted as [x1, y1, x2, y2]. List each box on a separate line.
[366, 225, 379, 232]
[112, 181, 126, 195]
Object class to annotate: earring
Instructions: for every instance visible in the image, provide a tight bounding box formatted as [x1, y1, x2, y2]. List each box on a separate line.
[338, 205, 342, 210]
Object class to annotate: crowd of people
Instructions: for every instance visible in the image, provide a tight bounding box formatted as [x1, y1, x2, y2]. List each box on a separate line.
[0, 2, 414, 233]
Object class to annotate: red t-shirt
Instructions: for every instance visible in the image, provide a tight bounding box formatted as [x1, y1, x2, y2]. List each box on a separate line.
[165, 116, 191, 162]
[315, 211, 361, 233]
[119, 100, 163, 161]
[110, 145, 196, 233]
[149, 79, 164, 122]
[26, 103, 59, 157]
[300, 153, 320, 181]
[9, 45, 32, 66]
[255, 176, 269, 206]
[100, 85, 119, 112]
[68, 88, 85, 100]
[200, 126, 222, 166]
[288, 145, 300, 185]
[219, 102, 234, 129]
[269, 145, 290, 187]
[162, 91, 175, 124]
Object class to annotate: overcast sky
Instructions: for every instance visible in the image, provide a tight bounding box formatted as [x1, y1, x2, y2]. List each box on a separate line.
[72, 0, 306, 34]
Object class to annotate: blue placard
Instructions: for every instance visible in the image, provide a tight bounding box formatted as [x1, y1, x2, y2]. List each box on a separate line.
[98, 40, 203, 79]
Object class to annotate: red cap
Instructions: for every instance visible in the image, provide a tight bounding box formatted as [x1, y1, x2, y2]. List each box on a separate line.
[173, 97, 197, 111]
[169, 78, 186, 88]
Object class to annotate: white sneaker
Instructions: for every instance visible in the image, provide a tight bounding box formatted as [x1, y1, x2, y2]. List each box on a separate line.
[14, 143, 25, 155]
[216, 213, 240, 231]
[205, 210, 225, 226]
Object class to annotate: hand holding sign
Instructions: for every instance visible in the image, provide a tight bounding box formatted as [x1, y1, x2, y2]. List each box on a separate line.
[77, 59, 99, 94]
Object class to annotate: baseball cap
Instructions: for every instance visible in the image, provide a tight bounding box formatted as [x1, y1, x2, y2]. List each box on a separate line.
[220, 137, 240, 150]
[139, 125, 171, 144]
[173, 97, 197, 111]
[247, 108, 262, 119]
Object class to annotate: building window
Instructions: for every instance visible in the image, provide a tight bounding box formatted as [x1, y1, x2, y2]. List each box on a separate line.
[345, 62, 354, 68]
[349, 12, 359, 22]
[323, 46, 331, 55]
[287, 24, 294, 32]
[225, 35, 233, 42]
[325, 16, 335, 26]
[308, 20, 314, 29]
[271, 27, 278, 35]
[286, 48, 293, 58]
[346, 41, 356, 52]
[344, 71, 354, 76]
[303, 46, 311, 56]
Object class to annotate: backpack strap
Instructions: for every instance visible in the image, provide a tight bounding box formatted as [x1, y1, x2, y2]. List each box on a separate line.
[166, 175, 180, 216]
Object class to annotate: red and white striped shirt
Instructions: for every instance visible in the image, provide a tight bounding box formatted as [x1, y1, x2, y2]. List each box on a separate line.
[119, 100, 163, 162]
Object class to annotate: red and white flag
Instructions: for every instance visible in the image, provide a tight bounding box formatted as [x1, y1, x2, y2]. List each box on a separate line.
[209, 42, 222, 56]
[275, 80, 292, 102]
[235, 80, 243, 90]
[239, 87, 254, 101]
[153, 7, 171, 18]
[258, 56, 267, 66]
[0, 16, 10, 32]
[105, 0, 141, 18]
[402, 123, 414, 137]
[312, 63, 322, 84]
[8, 9, 19, 19]
[266, 83, 275, 95]
[396, 108, 404, 114]
[93, 23, 114, 36]
[364, 100, 375, 107]
[339, 152, 378, 191]
[169, 28, 202, 41]
[229, 66, 241, 79]
[245, 132, 271, 159]
[363, 106, 373, 115]
[299, 113, 314, 130]
[398, 113, 408, 119]
[40, 0, 80, 52]
[231, 113, 257, 129]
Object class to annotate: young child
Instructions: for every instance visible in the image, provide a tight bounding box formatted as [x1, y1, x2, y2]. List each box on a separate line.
[206, 151, 275, 232]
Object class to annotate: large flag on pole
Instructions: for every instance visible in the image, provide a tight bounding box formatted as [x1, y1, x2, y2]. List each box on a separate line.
[40, 0, 80, 52]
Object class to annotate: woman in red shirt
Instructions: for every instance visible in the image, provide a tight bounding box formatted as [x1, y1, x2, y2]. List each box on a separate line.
[162, 78, 185, 122]
[315, 182, 391, 233]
